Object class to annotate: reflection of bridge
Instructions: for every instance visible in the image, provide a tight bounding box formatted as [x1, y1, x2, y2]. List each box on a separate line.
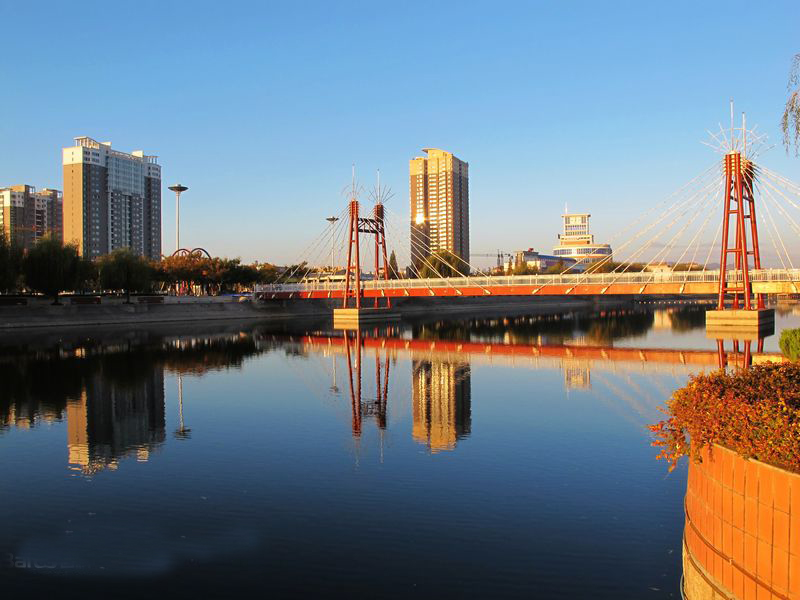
[274, 333, 783, 370]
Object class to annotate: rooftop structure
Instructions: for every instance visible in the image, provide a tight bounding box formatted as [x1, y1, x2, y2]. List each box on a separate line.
[552, 213, 612, 266]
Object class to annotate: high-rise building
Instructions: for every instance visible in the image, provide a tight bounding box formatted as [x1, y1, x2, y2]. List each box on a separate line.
[0, 185, 62, 250]
[409, 148, 469, 272]
[63, 136, 161, 260]
[552, 212, 612, 267]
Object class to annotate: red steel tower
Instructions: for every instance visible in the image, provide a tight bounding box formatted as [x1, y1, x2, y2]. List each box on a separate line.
[716, 152, 764, 310]
[342, 199, 392, 309]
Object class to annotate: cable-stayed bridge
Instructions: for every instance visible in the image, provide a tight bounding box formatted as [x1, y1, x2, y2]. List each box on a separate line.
[257, 116, 800, 315]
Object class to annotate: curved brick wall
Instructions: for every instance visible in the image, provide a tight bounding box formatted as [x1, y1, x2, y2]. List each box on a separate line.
[683, 444, 800, 599]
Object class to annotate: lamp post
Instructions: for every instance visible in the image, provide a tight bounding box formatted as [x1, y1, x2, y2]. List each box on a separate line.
[169, 183, 189, 252]
[326, 216, 339, 274]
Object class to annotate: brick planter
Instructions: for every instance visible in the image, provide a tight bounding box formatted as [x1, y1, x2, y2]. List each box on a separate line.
[683, 444, 800, 599]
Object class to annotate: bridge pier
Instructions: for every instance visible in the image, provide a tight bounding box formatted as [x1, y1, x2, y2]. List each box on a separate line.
[705, 308, 774, 336]
[333, 307, 400, 329]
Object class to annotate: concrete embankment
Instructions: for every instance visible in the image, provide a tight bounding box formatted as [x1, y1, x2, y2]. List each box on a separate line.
[0, 298, 324, 330]
[0, 293, 701, 330]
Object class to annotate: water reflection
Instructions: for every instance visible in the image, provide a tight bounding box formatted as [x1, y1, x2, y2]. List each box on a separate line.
[67, 367, 165, 475]
[0, 331, 264, 474]
[0, 306, 782, 472]
[2, 305, 797, 597]
[411, 359, 471, 452]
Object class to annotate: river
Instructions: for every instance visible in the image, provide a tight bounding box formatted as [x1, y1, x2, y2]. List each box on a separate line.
[1, 303, 797, 599]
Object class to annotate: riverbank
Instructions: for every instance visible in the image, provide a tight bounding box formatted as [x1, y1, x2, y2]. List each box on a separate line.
[0, 294, 710, 330]
[0, 299, 310, 330]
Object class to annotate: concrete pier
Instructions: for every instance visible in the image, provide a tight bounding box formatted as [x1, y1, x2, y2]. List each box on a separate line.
[333, 307, 400, 329]
[705, 308, 775, 335]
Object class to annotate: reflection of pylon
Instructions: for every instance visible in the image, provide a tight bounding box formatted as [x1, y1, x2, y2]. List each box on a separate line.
[342, 330, 390, 438]
[717, 151, 764, 310]
[342, 199, 392, 310]
[715, 337, 764, 370]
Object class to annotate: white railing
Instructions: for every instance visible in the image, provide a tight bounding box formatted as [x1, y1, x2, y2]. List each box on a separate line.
[254, 269, 800, 294]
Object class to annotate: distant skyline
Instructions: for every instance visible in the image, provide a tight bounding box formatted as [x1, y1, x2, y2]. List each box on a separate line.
[2, 0, 800, 267]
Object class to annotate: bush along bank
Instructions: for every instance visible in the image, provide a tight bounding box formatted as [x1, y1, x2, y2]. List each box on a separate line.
[649, 363, 800, 473]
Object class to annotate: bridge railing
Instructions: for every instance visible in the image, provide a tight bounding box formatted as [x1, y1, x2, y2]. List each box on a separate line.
[255, 269, 800, 294]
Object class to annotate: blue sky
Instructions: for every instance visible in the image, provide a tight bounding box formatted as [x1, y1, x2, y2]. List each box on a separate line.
[2, 0, 799, 266]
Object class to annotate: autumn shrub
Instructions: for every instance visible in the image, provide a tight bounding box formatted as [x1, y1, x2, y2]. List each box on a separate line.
[649, 363, 800, 473]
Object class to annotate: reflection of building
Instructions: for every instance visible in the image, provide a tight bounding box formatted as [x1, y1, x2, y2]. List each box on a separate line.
[63, 136, 162, 259]
[67, 367, 166, 475]
[562, 361, 591, 389]
[0, 185, 63, 249]
[552, 213, 612, 267]
[410, 148, 469, 269]
[412, 360, 471, 452]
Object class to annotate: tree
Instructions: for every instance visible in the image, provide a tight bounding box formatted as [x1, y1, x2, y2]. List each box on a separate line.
[513, 262, 539, 276]
[75, 257, 99, 294]
[419, 251, 464, 278]
[22, 236, 80, 304]
[545, 260, 567, 274]
[98, 248, 153, 303]
[0, 233, 23, 293]
[388, 251, 400, 279]
[782, 54, 800, 154]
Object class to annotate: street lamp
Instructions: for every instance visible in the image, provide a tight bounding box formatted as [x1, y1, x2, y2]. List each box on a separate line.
[169, 183, 189, 252]
[326, 216, 339, 273]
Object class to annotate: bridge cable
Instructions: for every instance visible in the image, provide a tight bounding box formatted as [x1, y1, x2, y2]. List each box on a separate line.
[757, 187, 792, 272]
[271, 205, 349, 287]
[380, 212, 464, 293]
[608, 173, 722, 274]
[757, 181, 796, 270]
[598, 177, 722, 291]
[556, 162, 722, 275]
[382, 206, 492, 293]
[566, 168, 721, 278]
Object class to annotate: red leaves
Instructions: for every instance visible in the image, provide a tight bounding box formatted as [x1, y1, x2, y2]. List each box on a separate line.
[649, 363, 800, 473]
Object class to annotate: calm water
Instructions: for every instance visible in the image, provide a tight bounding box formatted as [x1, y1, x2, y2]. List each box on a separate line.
[2, 303, 798, 599]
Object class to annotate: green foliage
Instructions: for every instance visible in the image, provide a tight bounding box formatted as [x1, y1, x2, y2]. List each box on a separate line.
[388, 250, 400, 279]
[75, 257, 99, 293]
[585, 260, 646, 274]
[23, 236, 80, 304]
[779, 328, 800, 361]
[513, 262, 539, 275]
[0, 233, 23, 293]
[156, 255, 280, 292]
[419, 251, 465, 278]
[649, 363, 800, 473]
[545, 260, 567, 274]
[98, 248, 153, 302]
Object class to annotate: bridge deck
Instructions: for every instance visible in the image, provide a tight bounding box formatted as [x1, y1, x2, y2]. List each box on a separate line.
[256, 269, 800, 300]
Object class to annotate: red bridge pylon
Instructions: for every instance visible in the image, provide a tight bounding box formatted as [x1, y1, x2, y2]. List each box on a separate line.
[717, 151, 765, 310]
[343, 199, 391, 309]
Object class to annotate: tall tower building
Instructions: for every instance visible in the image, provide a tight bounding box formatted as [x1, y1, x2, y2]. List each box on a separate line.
[409, 148, 469, 272]
[62, 136, 161, 260]
[0, 185, 62, 250]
